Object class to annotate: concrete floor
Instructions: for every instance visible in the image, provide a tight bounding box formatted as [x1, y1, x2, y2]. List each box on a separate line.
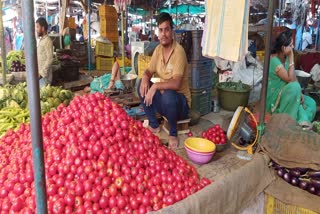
[155, 109, 235, 148]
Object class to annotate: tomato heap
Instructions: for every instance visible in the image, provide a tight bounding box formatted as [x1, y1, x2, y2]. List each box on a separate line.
[201, 124, 227, 145]
[0, 93, 211, 213]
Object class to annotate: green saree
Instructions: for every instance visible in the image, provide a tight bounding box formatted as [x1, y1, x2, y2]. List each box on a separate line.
[266, 56, 316, 126]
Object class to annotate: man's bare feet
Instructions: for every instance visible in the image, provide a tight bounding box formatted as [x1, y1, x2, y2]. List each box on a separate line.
[148, 126, 161, 133]
[168, 136, 179, 149]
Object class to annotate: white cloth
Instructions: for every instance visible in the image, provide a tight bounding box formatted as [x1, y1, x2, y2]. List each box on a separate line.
[302, 31, 312, 50]
[310, 64, 320, 82]
[201, 0, 249, 62]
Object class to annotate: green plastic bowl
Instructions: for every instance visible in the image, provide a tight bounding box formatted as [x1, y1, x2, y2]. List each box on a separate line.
[217, 82, 251, 111]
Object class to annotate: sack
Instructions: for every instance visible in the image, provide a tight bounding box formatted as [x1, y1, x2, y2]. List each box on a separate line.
[90, 73, 111, 93]
[260, 113, 320, 170]
[90, 73, 124, 93]
[260, 114, 320, 212]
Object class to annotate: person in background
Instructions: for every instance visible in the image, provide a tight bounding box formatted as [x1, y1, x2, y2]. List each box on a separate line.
[302, 26, 312, 50]
[138, 12, 190, 148]
[4, 27, 12, 56]
[62, 27, 71, 49]
[267, 29, 316, 129]
[36, 17, 53, 87]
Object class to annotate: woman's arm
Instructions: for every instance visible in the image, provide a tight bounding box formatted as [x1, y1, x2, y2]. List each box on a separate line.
[276, 49, 296, 82]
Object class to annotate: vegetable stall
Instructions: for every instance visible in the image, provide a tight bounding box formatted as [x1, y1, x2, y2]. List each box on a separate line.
[0, 0, 319, 213]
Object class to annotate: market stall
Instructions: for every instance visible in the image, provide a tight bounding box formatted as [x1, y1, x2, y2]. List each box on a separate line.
[1, 0, 320, 213]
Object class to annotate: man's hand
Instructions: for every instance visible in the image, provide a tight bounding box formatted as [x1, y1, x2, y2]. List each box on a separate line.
[139, 76, 150, 97]
[144, 85, 157, 106]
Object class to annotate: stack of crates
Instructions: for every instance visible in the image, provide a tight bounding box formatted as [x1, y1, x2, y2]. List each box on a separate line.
[95, 41, 114, 71]
[177, 30, 213, 116]
[64, 17, 76, 29]
[99, 5, 119, 43]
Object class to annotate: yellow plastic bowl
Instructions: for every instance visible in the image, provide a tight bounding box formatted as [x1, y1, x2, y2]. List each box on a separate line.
[184, 137, 216, 153]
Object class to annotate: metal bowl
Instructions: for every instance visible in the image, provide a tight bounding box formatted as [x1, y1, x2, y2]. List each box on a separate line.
[120, 74, 137, 91]
[295, 70, 311, 89]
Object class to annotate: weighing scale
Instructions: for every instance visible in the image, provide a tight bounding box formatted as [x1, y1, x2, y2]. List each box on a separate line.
[227, 106, 259, 160]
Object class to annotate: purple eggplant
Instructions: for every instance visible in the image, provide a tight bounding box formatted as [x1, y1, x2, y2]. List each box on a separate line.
[277, 168, 286, 178]
[310, 178, 320, 189]
[307, 170, 320, 178]
[289, 169, 301, 177]
[308, 185, 316, 194]
[291, 177, 299, 186]
[283, 172, 291, 183]
[298, 180, 309, 190]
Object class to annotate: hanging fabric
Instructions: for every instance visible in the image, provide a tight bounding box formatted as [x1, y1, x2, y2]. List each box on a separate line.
[201, 0, 249, 62]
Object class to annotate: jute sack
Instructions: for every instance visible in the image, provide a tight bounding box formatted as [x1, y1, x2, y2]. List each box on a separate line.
[260, 114, 320, 170]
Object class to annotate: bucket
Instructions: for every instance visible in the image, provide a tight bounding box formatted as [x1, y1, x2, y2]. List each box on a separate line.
[217, 82, 251, 111]
[295, 70, 311, 89]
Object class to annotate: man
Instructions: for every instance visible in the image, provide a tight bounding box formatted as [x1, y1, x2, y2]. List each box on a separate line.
[36, 17, 53, 87]
[138, 13, 190, 148]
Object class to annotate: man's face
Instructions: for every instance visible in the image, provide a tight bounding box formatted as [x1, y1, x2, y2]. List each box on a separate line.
[36, 23, 44, 37]
[158, 21, 173, 47]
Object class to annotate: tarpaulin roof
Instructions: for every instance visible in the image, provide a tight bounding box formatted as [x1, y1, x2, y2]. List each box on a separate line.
[128, 4, 205, 16]
[160, 4, 205, 15]
[128, 7, 150, 16]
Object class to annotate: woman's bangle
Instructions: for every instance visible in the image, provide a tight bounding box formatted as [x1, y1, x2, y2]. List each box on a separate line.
[289, 63, 294, 67]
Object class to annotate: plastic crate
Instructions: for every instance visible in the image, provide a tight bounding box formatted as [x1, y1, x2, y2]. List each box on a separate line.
[96, 56, 114, 71]
[95, 41, 114, 57]
[265, 193, 317, 214]
[99, 5, 117, 16]
[71, 41, 88, 58]
[116, 57, 131, 67]
[138, 55, 151, 78]
[61, 61, 80, 82]
[189, 60, 213, 90]
[100, 17, 118, 30]
[191, 87, 212, 116]
[100, 31, 119, 43]
[190, 30, 209, 61]
[64, 17, 76, 29]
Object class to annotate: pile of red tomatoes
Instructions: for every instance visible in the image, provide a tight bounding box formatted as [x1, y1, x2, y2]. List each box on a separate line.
[0, 93, 211, 213]
[201, 124, 227, 145]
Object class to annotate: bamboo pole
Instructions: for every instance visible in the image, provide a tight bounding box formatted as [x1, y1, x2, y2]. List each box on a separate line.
[259, 0, 275, 135]
[121, 10, 125, 74]
[22, 0, 48, 212]
[0, 1, 7, 84]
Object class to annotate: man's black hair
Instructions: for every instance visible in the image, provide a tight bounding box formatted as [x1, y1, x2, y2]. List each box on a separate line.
[157, 13, 174, 29]
[36, 17, 48, 31]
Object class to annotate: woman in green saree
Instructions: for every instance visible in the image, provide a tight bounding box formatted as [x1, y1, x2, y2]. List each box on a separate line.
[267, 29, 316, 128]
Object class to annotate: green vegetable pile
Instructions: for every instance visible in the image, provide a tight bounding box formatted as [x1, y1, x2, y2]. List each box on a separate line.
[0, 83, 74, 136]
[312, 121, 320, 134]
[0, 107, 29, 137]
[40, 85, 73, 114]
[6, 50, 26, 72]
[0, 82, 28, 109]
[217, 81, 250, 91]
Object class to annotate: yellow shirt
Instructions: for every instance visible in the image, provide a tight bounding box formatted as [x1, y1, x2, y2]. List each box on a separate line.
[148, 41, 191, 107]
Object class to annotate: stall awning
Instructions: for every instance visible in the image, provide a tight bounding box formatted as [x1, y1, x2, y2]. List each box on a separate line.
[160, 4, 205, 15]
